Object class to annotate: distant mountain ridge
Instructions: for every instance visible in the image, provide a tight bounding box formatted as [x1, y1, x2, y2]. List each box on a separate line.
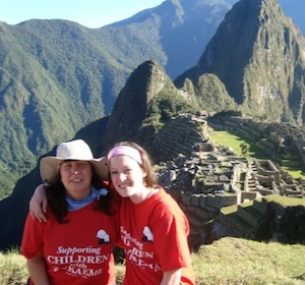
[0, 0, 232, 195]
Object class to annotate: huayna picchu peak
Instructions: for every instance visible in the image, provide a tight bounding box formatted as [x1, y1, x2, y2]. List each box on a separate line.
[176, 0, 305, 125]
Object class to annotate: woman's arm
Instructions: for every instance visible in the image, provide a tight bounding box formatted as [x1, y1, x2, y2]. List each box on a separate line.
[27, 254, 50, 285]
[161, 269, 182, 285]
[29, 184, 48, 222]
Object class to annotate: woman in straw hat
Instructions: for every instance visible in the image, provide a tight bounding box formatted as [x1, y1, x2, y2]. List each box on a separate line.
[29, 141, 195, 285]
[22, 139, 119, 285]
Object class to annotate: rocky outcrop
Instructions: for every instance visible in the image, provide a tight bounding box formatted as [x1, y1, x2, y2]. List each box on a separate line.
[101, 60, 176, 150]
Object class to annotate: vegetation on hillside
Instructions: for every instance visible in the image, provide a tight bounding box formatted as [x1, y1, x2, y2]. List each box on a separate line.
[2, 237, 305, 285]
[0, 0, 233, 198]
[193, 237, 305, 285]
[0, 250, 28, 285]
[209, 128, 305, 179]
[196, 73, 238, 113]
[139, 88, 199, 142]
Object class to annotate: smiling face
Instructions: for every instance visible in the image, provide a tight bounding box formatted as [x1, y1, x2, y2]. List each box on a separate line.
[59, 160, 93, 200]
[109, 155, 147, 202]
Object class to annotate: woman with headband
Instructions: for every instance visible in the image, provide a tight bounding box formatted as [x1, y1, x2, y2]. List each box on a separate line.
[106, 141, 195, 285]
[29, 141, 195, 285]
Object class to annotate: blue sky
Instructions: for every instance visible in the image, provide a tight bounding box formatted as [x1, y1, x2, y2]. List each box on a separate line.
[0, 0, 165, 28]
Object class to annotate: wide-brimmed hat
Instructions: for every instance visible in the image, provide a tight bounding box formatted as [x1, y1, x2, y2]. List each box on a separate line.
[40, 139, 108, 184]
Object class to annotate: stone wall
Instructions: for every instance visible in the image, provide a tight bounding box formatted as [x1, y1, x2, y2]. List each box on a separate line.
[154, 113, 305, 248]
[153, 113, 208, 162]
[177, 191, 305, 248]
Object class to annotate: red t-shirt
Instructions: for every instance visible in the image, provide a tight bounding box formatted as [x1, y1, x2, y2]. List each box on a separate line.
[21, 201, 119, 285]
[119, 188, 195, 285]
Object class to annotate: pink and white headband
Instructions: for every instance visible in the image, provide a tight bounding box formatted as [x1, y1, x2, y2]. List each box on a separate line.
[107, 145, 142, 165]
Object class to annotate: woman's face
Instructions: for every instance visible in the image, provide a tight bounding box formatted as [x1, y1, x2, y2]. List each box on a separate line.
[59, 160, 92, 200]
[109, 155, 146, 199]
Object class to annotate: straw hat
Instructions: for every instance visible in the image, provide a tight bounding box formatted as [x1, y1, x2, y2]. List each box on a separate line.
[40, 139, 108, 184]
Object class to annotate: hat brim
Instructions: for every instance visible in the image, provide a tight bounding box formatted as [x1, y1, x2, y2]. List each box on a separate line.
[40, 156, 109, 184]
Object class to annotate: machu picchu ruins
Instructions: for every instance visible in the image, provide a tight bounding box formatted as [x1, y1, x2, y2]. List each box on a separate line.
[153, 113, 305, 248]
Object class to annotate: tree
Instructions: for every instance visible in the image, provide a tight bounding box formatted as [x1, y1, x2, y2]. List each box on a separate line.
[240, 142, 250, 157]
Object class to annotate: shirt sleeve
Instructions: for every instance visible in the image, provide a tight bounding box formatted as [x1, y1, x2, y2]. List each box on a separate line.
[21, 213, 45, 259]
[151, 200, 192, 271]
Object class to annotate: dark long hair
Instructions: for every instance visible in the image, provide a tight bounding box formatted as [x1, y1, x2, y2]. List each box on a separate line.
[46, 168, 118, 223]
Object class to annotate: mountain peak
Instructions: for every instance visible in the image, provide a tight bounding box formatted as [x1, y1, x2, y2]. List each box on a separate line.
[101, 60, 174, 149]
[176, 0, 305, 125]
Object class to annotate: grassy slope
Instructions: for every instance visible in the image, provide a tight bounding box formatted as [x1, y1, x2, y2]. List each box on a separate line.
[193, 237, 305, 285]
[0, 251, 28, 284]
[2, 237, 305, 285]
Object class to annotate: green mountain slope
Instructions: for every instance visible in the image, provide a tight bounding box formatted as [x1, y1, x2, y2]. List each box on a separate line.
[0, 0, 232, 197]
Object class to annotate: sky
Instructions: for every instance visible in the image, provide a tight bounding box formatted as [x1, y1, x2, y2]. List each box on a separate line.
[0, 0, 165, 28]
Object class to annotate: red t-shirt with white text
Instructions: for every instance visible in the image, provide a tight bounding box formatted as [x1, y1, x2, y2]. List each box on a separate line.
[21, 201, 119, 285]
[119, 188, 195, 285]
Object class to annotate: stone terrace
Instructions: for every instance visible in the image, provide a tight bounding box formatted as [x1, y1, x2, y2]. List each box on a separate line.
[155, 114, 305, 247]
